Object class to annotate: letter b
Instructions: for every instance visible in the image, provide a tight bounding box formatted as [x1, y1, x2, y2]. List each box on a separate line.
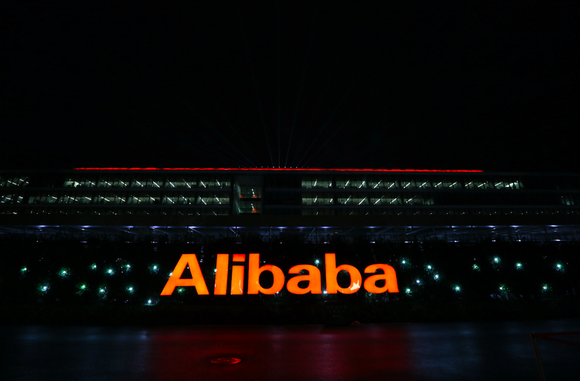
[325, 253, 362, 294]
[247, 253, 285, 294]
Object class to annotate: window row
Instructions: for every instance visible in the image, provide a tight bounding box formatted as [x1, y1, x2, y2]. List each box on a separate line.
[301, 177, 522, 190]
[0, 177, 29, 188]
[63, 176, 231, 189]
[561, 195, 578, 206]
[0, 193, 24, 204]
[2, 207, 230, 216]
[237, 203, 262, 214]
[238, 186, 261, 199]
[302, 195, 434, 206]
[300, 208, 579, 216]
[27, 193, 230, 205]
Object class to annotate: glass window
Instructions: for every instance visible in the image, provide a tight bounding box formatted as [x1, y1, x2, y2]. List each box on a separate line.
[301, 176, 332, 189]
[495, 180, 521, 190]
[130, 177, 164, 188]
[127, 193, 161, 204]
[367, 178, 398, 189]
[561, 195, 576, 206]
[238, 202, 260, 214]
[95, 177, 130, 187]
[337, 195, 368, 205]
[198, 193, 230, 205]
[64, 176, 97, 188]
[0, 193, 23, 204]
[336, 177, 365, 189]
[301, 208, 334, 216]
[165, 176, 197, 188]
[433, 179, 461, 189]
[29, 193, 59, 204]
[301, 193, 334, 205]
[239, 186, 261, 199]
[465, 180, 493, 190]
[370, 196, 402, 205]
[164, 194, 196, 205]
[0, 177, 30, 187]
[416, 179, 432, 189]
[335, 208, 368, 215]
[199, 177, 231, 189]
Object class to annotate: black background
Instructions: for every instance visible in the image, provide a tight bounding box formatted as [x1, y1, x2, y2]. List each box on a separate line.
[2, 1, 578, 171]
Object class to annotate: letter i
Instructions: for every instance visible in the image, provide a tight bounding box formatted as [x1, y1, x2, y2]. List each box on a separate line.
[231, 254, 245, 295]
[214, 254, 229, 295]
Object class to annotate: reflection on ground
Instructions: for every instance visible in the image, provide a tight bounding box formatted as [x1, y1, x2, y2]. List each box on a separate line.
[1, 319, 578, 380]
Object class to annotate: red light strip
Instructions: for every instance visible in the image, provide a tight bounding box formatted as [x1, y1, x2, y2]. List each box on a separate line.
[74, 167, 482, 173]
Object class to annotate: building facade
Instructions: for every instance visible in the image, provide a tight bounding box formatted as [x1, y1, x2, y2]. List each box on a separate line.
[1, 167, 579, 241]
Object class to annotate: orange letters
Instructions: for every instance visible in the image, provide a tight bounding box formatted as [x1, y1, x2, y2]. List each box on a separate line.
[161, 253, 398, 296]
[286, 265, 322, 294]
[160, 254, 209, 295]
[325, 253, 362, 294]
[247, 253, 285, 294]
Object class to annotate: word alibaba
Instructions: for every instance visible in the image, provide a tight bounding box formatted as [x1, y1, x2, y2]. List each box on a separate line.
[161, 253, 399, 296]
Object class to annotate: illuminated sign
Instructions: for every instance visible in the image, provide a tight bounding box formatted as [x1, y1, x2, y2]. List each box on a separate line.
[161, 253, 399, 296]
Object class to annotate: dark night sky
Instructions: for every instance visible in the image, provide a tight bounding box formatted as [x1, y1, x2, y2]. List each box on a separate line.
[2, 1, 579, 172]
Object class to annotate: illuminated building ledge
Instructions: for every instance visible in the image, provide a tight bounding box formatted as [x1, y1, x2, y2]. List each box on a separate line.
[1, 224, 578, 242]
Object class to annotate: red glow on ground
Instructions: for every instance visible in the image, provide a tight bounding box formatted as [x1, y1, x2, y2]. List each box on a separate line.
[74, 167, 483, 173]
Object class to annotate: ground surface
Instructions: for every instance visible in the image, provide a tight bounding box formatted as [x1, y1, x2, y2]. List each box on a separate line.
[1, 319, 579, 380]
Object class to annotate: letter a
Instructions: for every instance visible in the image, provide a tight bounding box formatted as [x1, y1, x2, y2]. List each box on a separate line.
[160, 254, 209, 295]
[287, 265, 322, 295]
[364, 264, 399, 293]
[325, 253, 362, 294]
